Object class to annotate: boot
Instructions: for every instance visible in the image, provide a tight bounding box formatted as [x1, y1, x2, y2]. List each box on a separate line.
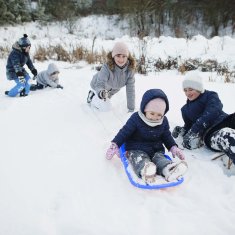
[30, 84, 38, 91]
[163, 161, 188, 182]
[141, 162, 157, 184]
[20, 88, 27, 97]
[87, 90, 95, 103]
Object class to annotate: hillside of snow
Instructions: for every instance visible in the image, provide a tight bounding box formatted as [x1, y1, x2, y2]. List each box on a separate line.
[0, 19, 235, 235]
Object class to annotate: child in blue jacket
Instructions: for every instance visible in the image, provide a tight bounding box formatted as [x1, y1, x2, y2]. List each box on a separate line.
[106, 89, 188, 183]
[5, 34, 37, 97]
[172, 72, 235, 164]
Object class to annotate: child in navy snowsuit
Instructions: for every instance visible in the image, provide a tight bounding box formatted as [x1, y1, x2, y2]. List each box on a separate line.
[30, 63, 63, 91]
[5, 34, 37, 97]
[106, 89, 188, 183]
[87, 41, 136, 112]
[172, 72, 235, 164]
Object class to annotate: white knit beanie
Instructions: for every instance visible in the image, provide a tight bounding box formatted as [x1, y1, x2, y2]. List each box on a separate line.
[182, 72, 205, 93]
[112, 42, 129, 58]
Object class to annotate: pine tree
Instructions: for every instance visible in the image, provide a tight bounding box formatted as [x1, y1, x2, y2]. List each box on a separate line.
[5, 0, 31, 23]
[0, 0, 15, 25]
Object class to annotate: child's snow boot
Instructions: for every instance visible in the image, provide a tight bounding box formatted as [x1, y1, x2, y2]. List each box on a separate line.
[5, 91, 9, 95]
[30, 84, 37, 91]
[20, 88, 27, 97]
[141, 162, 157, 184]
[163, 161, 188, 182]
[87, 90, 95, 103]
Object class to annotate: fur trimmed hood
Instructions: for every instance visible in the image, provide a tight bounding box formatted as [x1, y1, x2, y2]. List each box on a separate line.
[106, 52, 136, 71]
[12, 42, 23, 52]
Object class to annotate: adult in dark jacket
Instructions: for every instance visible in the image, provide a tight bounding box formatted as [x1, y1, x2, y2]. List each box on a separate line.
[5, 34, 37, 97]
[106, 89, 188, 183]
[172, 72, 235, 164]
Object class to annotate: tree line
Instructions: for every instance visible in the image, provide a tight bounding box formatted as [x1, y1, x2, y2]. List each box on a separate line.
[0, 0, 234, 37]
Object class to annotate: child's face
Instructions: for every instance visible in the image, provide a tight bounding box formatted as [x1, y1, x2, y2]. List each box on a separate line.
[50, 71, 59, 79]
[24, 46, 31, 53]
[145, 111, 163, 121]
[183, 88, 201, 101]
[114, 54, 128, 67]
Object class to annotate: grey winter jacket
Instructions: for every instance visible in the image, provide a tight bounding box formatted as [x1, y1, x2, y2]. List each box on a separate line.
[36, 63, 60, 88]
[90, 58, 135, 111]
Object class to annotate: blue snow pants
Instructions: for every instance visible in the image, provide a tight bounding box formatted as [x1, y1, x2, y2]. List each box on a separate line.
[7, 74, 31, 97]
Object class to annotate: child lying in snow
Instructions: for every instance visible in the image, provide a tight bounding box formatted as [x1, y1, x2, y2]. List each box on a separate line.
[30, 63, 63, 91]
[87, 41, 135, 112]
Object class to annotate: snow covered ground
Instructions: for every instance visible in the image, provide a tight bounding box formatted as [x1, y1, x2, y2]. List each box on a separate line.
[0, 19, 235, 235]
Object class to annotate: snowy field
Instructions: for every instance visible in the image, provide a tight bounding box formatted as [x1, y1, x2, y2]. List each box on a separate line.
[0, 18, 235, 235]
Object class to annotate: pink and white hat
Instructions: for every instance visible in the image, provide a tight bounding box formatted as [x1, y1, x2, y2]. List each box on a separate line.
[144, 98, 166, 115]
[112, 42, 129, 58]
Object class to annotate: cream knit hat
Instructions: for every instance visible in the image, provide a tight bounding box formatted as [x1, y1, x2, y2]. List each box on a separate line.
[112, 42, 129, 58]
[182, 72, 205, 93]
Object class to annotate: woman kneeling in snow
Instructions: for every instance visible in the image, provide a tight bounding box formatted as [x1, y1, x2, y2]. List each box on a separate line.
[87, 41, 136, 112]
[30, 63, 63, 91]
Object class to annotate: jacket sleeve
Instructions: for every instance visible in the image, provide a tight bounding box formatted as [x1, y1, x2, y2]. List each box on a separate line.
[112, 115, 137, 147]
[26, 56, 35, 71]
[126, 71, 135, 110]
[45, 77, 59, 88]
[190, 92, 223, 135]
[10, 52, 23, 73]
[90, 64, 110, 94]
[181, 107, 192, 132]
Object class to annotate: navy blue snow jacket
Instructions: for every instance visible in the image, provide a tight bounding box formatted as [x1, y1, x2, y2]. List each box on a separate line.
[112, 89, 176, 157]
[181, 90, 228, 137]
[6, 42, 35, 80]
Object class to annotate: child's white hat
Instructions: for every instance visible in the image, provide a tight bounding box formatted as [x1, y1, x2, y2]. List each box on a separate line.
[182, 72, 205, 93]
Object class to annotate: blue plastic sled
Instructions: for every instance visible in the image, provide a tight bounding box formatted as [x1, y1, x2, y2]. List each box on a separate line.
[120, 145, 184, 189]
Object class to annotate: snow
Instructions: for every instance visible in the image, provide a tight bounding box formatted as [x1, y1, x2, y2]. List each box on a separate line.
[0, 17, 235, 235]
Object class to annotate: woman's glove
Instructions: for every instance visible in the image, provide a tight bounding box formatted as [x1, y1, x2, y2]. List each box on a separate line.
[106, 142, 120, 160]
[182, 130, 202, 149]
[31, 68, 38, 76]
[98, 90, 109, 100]
[172, 126, 185, 138]
[170, 146, 185, 160]
[16, 71, 25, 83]
[57, 84, 63, 89]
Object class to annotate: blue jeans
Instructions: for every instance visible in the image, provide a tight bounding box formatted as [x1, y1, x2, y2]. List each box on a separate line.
[7, 74, 31, 97]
